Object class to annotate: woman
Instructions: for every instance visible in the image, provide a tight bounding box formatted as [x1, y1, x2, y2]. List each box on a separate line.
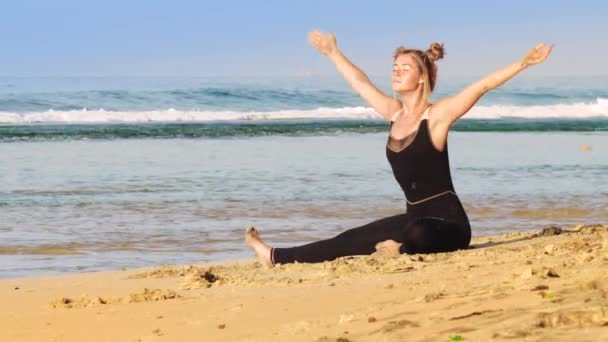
[246, 30, 553, 266]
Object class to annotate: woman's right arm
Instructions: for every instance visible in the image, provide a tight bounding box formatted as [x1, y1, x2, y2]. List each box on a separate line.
[309, 30, 400, 121]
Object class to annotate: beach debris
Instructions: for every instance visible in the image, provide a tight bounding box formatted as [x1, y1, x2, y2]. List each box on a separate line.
[531, 285, 550, 291]
[218, 324, 226, 329]
[91, 297, 107, 305]
[368, 316, 377, 323]
[448, 336, 466, 342]
[53, 297, 73, 307]
[538, 268, 560, 278]
[152, 328, 163, 336]
[538, 226, 563, 236]
[180, 270, 220, 290]
[539, 291, 555, 299]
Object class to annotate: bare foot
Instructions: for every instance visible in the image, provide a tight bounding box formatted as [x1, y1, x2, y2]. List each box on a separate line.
[375, 240, 402, 256]
[245, 226, 273, 267]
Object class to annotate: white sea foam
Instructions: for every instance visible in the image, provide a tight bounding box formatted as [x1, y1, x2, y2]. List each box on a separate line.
[1, 98, 607, 124]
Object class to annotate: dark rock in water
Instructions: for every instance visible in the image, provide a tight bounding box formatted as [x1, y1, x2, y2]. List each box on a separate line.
[539, 226, 562, 236]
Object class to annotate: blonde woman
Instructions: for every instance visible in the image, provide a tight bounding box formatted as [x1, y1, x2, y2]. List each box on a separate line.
[246, 30, 553, 266]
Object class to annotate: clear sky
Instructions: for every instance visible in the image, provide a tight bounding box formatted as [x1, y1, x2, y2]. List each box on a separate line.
[0, 0, 606, 78]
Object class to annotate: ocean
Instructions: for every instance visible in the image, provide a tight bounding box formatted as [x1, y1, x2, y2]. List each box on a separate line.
[1, 76, 607, 278]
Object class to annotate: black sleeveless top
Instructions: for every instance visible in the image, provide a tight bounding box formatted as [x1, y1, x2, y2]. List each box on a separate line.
[386, 118, 456, 203]
[386, 110, 469, 227]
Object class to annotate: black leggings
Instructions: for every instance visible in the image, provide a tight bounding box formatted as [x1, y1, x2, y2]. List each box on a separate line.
[271, 213, 471, 264]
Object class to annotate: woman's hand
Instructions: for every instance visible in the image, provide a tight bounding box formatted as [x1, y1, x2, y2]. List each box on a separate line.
[308, 30, 338, 56]
[375, 239, 402, 256]
[521, 43, 554, 67]
[306, 29, 401, 120]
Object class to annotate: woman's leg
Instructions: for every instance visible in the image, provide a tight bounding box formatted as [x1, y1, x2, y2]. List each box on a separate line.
[399, 217, 471, 254]
[270, 213, 409, 264]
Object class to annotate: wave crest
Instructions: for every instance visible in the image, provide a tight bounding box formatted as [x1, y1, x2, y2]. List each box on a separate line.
[1, 98, 607, 124]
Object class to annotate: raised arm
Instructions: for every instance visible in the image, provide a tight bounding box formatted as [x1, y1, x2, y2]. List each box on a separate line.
[433, 43, 554, 127]
[309, 30, 400, 121]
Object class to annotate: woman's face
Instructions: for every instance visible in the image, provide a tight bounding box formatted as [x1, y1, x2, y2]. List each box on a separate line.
[391, 54, 423, 93]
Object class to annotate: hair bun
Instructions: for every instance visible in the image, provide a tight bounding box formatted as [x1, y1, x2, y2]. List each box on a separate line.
[426, 43, 445, 62]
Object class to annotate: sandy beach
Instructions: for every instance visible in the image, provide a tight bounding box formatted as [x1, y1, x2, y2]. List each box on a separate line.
[1, 224, 607, 342]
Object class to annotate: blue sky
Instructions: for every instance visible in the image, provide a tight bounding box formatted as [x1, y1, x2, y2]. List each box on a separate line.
[0, 0, 606, 78]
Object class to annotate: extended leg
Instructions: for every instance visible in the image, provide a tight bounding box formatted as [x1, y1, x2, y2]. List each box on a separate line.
[272, 213, 409, 264]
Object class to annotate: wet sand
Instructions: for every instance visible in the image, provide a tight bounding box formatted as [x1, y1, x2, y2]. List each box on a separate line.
[1, 224, 607, 341]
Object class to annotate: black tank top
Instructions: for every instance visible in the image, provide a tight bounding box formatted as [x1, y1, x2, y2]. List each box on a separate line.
[385, 107, 470, 228]
[386, 108, 456, 201]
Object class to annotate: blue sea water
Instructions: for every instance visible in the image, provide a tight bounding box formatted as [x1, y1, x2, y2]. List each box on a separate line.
[0, 76, 607, 278]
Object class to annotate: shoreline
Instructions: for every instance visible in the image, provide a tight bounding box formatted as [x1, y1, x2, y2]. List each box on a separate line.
[2, 224, 607, 341]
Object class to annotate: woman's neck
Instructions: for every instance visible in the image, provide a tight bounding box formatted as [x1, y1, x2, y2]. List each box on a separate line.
[400, 93, 429, 116]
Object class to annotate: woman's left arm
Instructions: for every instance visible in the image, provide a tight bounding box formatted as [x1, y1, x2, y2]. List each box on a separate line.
[433, 43, 554, 127]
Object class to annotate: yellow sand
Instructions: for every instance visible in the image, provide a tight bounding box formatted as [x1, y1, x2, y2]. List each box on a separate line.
[1, 224, 607, 341]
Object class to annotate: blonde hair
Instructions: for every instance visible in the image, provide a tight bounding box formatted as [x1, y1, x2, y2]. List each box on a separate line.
[393, 43, 445, 103]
